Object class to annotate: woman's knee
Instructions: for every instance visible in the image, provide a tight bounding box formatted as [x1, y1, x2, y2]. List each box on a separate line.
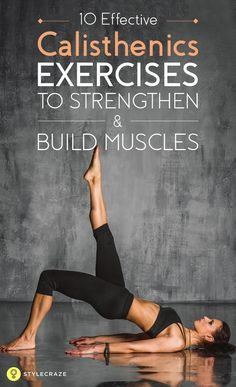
[37, 270, 55, 295]
[38, 270, 53, 282]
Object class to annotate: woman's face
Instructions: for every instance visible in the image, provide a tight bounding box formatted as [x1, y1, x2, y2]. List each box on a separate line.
[194, 316, 222, 341]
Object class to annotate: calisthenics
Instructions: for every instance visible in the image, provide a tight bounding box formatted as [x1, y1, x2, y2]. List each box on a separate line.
[0, 147, 234, 355]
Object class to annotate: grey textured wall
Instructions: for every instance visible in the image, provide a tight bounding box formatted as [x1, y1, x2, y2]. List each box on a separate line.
[0, 0, 235, 302]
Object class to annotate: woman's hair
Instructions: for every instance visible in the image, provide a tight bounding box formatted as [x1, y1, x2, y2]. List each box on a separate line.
[202, 321, 235, 355]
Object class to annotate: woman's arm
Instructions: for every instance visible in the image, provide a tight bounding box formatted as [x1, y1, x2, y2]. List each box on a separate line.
[98, 336, 185, 353]
[66, 336, 185, 355]
[69, 332, 149, 345]
[95, 332, 149, 343]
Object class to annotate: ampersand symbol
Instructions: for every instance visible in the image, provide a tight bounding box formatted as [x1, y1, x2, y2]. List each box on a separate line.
[113, 115, 122, 128]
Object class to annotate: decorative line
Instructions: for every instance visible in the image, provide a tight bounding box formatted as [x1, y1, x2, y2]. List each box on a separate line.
[167, 19, 198, 24]
[38, 18, 70, 24]
[38, 120, 106, 123]
[130, 120, 199, 123]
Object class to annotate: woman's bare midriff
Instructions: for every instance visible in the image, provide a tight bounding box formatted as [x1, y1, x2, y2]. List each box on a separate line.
[126, 296, 161, 332]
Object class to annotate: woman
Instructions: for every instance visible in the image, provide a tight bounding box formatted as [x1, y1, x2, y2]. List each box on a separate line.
[0, 147, 234, 356]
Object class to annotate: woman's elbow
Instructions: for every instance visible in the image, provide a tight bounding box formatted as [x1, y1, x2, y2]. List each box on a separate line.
[171, 339, 185, 352]
[153, 338, 185, 353]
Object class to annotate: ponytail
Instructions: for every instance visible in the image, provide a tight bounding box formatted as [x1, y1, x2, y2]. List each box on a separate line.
[202, 341, 235, 355]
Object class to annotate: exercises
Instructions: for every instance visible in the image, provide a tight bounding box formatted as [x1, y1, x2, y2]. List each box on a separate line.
[0, 147, 234, 354]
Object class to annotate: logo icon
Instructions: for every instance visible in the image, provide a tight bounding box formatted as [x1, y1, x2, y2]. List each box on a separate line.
[6, 367, 21, 381]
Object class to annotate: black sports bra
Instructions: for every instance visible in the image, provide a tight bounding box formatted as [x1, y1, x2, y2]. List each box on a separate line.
[145, 305, 185, 341]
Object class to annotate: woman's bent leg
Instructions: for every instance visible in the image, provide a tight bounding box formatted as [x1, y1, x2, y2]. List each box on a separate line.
[37, 270, 133, 319]
[36, 270, 133, 320]
[23, 293, 53, 335]
[0, 293, 52, 351]
[0, 268, 133, 352]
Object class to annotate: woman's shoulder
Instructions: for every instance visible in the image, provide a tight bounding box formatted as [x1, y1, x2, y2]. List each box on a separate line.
[165, 323, 186, 346]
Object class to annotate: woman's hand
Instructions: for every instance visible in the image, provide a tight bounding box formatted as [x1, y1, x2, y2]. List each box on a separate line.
[69, 336, 97, 346]
[65, 344, 104, 355]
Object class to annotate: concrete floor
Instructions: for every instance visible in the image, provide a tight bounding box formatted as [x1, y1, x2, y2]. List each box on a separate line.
[0, 302, 235, 387]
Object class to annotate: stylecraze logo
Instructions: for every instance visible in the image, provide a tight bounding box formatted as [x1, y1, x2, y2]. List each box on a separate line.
[6, 367, 21, 381]
[6, 367, 67, 381]
[23, 371, 67, 377]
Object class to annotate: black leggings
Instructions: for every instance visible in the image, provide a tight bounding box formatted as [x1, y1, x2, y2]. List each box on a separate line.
[36, 224, 134, 320]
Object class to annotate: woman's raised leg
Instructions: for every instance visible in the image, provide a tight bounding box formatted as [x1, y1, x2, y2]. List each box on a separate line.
[84, 146, 125, 287]
[83, 146, 107, 229]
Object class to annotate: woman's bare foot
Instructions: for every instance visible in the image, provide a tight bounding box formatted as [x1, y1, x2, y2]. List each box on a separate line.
[83, 146, 101, 184]
[0, 334, 36, 352]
